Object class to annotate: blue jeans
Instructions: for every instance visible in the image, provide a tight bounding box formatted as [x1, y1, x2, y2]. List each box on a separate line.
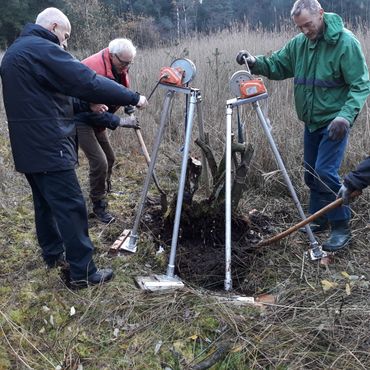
[303, 125, 350, 222]
[25, 170, 97, 280]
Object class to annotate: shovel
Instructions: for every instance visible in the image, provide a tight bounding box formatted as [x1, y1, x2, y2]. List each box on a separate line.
[259, 191, 361, 247]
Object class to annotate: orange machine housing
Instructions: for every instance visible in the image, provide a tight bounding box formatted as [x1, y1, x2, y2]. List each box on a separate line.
[239, 78, 267, 98]
[159, 67, 185, 87]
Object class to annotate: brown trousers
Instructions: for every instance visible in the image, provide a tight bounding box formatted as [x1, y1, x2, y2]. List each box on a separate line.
[77, 126, 115, 203]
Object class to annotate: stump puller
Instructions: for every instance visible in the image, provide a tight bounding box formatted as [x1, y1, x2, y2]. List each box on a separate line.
[223, 51, 327, 290]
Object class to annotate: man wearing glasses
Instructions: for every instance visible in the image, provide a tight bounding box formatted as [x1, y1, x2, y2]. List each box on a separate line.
[76, 39, 139, 224]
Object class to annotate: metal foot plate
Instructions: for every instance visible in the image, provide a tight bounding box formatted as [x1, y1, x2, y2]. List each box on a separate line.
[134, 274, 184, 292]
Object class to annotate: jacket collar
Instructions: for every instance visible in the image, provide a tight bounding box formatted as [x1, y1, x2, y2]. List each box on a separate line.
[323, 12, 344, 45]
[20, 23, 60, 45]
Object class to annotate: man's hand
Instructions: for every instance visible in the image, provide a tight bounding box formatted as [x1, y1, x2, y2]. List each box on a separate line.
[90, 103, 108, 113]
[337, 184, 351, 205]
[327, 117, 350, 141]
[236, 50, 256, 67]
[119, 116, 140, 129]
[136, 95, 148, 110]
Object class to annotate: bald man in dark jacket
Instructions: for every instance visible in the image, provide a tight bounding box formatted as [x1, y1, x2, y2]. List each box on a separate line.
[0, 7, 148, 288]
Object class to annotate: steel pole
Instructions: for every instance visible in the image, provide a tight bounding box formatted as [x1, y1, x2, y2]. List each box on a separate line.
[166, 90, 197, 277]
[225, 105, 233, 291]
[253, 102, 318, 247]
[128, 91, 174, 251]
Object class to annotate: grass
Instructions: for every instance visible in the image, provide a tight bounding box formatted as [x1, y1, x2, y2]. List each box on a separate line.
[1, 24, 370, 369]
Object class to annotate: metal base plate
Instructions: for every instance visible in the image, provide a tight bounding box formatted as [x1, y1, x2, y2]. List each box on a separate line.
[135, 274, 184, 292]
[171, 58, 197, 84]
[229, 70, 253, 97]
[305, 246, 328, 260]
[109, 229, 137, 254]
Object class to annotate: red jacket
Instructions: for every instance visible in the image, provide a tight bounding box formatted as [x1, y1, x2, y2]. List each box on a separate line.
[83, 47, 130, 88]
[83, 48, 130, 131]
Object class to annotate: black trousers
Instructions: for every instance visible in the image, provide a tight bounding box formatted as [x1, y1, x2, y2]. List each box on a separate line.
[25, 169, 97, 280]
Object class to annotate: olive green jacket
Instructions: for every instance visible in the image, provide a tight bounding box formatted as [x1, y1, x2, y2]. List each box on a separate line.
[252, 13, 370, 132]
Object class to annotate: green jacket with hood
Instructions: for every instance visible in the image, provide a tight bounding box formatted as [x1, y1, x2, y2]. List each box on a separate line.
[251, 13, 370, 132]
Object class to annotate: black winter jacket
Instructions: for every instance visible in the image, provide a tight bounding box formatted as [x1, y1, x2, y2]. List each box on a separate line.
[0, 23, 140, 173]
[343, 156, 370, 191]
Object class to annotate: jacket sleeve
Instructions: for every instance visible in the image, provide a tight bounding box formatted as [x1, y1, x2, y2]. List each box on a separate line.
[76, 112, 120, 130]
[337, 37, 370, 125]
[33, 45, 140, 107]
[343, 156, 370, 190]
[72, 98, 91, 114]
[251, 40, 295, 80]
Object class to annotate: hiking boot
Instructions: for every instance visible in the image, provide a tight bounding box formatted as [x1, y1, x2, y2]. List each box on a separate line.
[93, 200, 115, 224]
[70, 268, 114, 289]
[299, 216, 329, 234]
[322, 220, 351, 252]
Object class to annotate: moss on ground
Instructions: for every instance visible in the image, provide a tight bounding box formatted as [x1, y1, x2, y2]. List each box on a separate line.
[1, 149, 370, 369]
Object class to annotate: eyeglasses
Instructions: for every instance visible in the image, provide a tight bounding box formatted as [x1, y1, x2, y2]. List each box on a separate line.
[114, 54, 133, 67]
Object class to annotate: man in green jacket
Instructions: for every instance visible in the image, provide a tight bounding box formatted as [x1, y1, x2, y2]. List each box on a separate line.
[238, 0, 370, 251]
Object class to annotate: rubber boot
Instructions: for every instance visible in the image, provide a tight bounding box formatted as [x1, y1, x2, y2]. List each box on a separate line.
[322, 220, 351, 252]
[299, 216, 329, 234]
[93, 200, 115, 224]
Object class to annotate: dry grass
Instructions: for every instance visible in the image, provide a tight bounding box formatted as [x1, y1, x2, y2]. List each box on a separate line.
[1, 25, 370, 369]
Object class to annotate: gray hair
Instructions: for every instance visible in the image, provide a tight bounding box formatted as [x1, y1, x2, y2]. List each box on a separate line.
[36, 7, 70, 30]
[108, 39, 137, 58]
[291, 0, 322, 17]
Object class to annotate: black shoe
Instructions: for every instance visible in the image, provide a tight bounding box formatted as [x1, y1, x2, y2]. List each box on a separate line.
[322, 220, 351, 252]
[299, 216, 329, 234]
[70, 268, 114, 289]
[93, 200, 115, 224]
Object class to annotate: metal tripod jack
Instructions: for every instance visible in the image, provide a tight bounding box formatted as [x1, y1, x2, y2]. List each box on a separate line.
[224, 69, 327, 291]
[134, 85, 205, 290]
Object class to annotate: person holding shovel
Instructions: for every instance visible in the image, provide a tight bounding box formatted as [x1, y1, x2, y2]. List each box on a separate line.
[237, 0, 370, 252]
[338, 158, 370, 206]
[0, 8, 148, 287]
[76, 39, 140, 224]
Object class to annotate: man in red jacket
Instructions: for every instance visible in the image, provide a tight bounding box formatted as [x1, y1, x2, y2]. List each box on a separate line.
[76, 39, 138, 223]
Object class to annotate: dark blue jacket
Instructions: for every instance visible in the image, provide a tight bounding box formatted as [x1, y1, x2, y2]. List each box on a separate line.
[0, 23, 140, 173]
[343, 156, 370, 191]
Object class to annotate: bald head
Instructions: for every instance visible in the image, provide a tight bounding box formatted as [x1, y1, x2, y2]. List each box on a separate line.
[36, 7, 70, 30]
[36, 8, 71, 48]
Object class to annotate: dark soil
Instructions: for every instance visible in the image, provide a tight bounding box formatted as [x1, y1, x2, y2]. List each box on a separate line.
[142, 198, 274, 293]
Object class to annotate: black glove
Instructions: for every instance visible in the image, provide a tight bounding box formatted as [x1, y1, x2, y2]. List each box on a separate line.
[337, 184, 351, 205]
[236, 50, 256, 67]
[119, 116, 140, 129]
[327, 117, 350, 141]
[124, 105, 135, 115]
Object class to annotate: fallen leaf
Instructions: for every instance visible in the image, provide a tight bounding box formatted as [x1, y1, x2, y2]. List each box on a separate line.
[345, 283, 351, 296]
[341, 271, 350, 279]
[154, 340, 163, 354]
[70, 306, 76, 316]
[255, 294, 276, 304]
[321, 279, 338, 292]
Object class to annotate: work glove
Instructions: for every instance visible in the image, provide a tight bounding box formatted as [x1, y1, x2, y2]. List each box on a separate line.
[136, 95, 148, 110]
[337, 184, 351, 205]
[236, 50, 256, 67]
[119, 116, 140, 129]
[124, 105, 135, 115]
[327, 117, 350, 141]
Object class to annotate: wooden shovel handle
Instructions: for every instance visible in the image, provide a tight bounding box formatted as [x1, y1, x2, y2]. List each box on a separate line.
[258, 190, 361, 247]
